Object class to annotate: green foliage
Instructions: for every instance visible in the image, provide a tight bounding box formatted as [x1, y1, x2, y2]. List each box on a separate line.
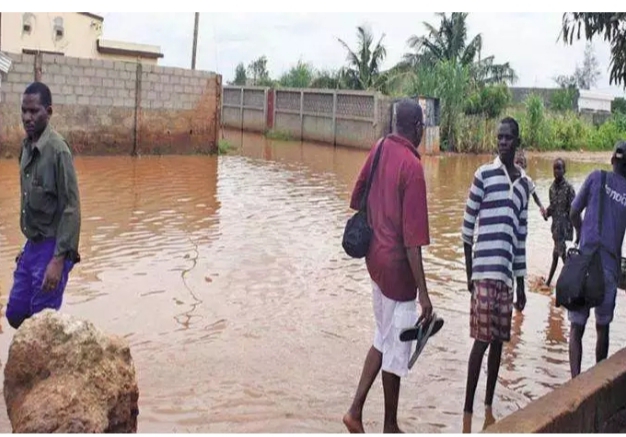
[612, 97, 626, 114]
[561, 13, 626, 88]
[521, 94, 545, 149]
[310, 69, 345, 89]
[550, 88, 577, 112]
[278, 60, 315, 88]
[337, 25, 387, 91]
[456, 91, 626, 153]
[587, 113, 626, 150]
[264, 129, 296, 141]
[464, 85, 511, 119]
[231, 63, 247, 86]
[218, 140, 235, 155]
[421, 61, 471, 151]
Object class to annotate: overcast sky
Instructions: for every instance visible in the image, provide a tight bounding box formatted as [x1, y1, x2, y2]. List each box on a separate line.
[99, 12, 626, 97]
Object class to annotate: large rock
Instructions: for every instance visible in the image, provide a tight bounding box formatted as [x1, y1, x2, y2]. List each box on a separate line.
[3, 309, 139, 433]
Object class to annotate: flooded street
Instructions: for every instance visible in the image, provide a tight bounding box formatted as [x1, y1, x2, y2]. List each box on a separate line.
[0, 129, 624, 433]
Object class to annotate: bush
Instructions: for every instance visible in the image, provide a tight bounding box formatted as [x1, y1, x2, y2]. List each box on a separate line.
[549, 111, 590, 150]
[588, 113, 626, 151]
[550, 88, 577, 112]
[464, 85, 512, 119]
[523, 94, 547, 149]
[612, 97, 626, 115]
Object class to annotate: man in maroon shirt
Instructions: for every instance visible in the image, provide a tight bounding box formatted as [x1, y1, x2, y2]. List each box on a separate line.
[343, 99, 433, 433]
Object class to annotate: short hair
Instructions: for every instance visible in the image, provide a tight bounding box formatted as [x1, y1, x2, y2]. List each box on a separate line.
[554, 157, 566, 170]
[24, 82, 52, 107]
[500, 116, 519, 139]
[390, 98, 423, 133]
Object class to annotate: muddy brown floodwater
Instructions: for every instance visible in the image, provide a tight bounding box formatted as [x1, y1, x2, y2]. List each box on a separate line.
[0, 129, 625, 433]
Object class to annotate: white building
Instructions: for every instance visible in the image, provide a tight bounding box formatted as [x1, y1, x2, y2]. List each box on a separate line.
[578, 90, 614, 113]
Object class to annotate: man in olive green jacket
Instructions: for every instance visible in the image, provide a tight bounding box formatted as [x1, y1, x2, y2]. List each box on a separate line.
[6, 82, 81, 329]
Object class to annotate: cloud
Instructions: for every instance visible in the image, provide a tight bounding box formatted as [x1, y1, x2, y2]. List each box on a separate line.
[98, 12, 625, 96]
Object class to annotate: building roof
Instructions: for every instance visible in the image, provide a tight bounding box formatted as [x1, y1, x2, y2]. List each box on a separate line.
[78, 12, 104, 21]
[96, 39, 164, 60]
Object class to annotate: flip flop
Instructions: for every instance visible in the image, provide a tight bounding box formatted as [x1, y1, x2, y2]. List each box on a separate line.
[398, 313, 444, 370]
[399, 313, 444, 342]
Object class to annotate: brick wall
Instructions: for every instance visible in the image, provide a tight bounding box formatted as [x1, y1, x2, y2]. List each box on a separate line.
[0, 52, 221, 157]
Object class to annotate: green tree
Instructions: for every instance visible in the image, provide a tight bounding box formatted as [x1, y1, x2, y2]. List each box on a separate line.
[278, 59, 315, 88]
[402, 60, 471, 151]
[337, 25, 387, 91]
[310, 69, 346, 89]
[561, 13, 626, 87]
[390, 13, 517, 150]
[247, 56, 273, 86]
[612, 97, 626, 114]
[231, 62, 247, 86]
[400, 13, 517, 86]
[464, 85, 512, 119]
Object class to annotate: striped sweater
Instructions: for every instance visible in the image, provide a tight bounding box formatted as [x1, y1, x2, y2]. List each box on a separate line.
[462, 157, 531, 288]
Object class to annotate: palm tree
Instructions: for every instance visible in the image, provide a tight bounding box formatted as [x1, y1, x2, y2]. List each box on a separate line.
[401, 13, 517, 86]
[337, 25, 387, 91]
[404, 13, 481, 69]
[389, 13, 517, 151]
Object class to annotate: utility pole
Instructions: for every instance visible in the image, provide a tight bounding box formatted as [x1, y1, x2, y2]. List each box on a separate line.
[191, 12, 199, 70]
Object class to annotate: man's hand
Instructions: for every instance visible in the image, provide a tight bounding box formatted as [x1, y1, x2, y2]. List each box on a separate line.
[418, 289, 433, 321]
[42, 256, 64, 292]
[540, 207, 548, 221]
[514, 278, 526, 312]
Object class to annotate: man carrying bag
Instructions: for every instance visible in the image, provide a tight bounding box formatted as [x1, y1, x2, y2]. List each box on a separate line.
[561, 141, 626, 378]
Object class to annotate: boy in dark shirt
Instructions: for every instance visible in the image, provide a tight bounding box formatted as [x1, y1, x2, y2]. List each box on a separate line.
[543, 158, 576, 286]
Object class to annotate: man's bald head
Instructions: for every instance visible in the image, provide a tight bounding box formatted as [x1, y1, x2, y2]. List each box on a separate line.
[391, 99, 424, 149]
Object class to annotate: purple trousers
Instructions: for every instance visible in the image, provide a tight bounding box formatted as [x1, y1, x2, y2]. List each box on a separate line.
[6, 239, 73, 329]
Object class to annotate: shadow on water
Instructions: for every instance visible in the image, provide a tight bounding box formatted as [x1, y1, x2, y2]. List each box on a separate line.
[0, 129, 621, 432]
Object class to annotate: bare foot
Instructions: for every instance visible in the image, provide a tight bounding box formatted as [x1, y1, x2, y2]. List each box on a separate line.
[482, 406, 496, 431]
[343, 412, 364, 433]
[462, 412, 472, 434]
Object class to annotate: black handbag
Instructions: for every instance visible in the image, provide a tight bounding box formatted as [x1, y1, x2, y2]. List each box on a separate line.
[556, 170, 607, 310]
[342, 138, 386, 259]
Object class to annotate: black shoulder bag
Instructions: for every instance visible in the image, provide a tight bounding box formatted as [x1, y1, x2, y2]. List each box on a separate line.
[556, 170, 607, 310]
[342, 138, 386, 259]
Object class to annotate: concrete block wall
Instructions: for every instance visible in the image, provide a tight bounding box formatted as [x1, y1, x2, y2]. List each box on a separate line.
[138, 64, 221, 155]
[0, 52, 221, 157]
[221, 85, 440, 154]
[221, 86, 267, 133]
[485, 347, 626, 433]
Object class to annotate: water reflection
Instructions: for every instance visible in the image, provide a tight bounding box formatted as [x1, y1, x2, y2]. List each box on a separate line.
[0, 129, 622, 432]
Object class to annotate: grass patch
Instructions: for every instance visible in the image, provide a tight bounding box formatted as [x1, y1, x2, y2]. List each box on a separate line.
[218, 140, 236, 155]
[264, 129, 296, 141]
[457, 105, 626, 154]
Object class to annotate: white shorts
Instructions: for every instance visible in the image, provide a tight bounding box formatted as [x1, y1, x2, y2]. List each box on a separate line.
[372, 281, 417, 378]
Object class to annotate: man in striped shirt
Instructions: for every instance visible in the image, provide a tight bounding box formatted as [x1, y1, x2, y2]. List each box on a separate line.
[461, 117, 529, 433]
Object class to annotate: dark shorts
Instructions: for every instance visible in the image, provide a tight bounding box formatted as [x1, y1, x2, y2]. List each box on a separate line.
[6, 239, 74, 329]
[568, 268, 617, 327]
[470, 279, 513, 343]
[552, 220, 573, 258]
